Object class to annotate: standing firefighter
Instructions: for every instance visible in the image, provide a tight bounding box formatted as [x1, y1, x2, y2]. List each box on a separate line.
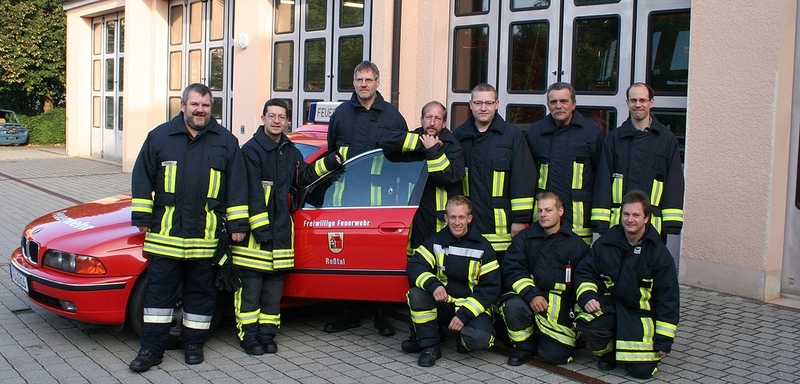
[575, 190, 679, 379]
[129, 83, 249, 372]
[232, 99, 341, 355]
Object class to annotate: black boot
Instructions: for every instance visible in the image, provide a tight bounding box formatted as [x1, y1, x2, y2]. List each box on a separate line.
[374, 307, 395, 336]
[401, 328, 422, 353]
[418, 345, 441, 367]
[507, 339, 535, 366]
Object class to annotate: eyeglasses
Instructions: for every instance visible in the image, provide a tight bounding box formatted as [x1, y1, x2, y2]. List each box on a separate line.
[628, 98, 652, 105]
[470, 100, 497, 107]
[423, 114, 444, 122]
[265, 113, 287, 122]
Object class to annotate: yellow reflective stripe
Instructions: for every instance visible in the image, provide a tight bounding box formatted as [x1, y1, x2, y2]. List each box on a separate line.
[492, 170, 505, 197]
[572, 201, 584, 229]
[494, 208, 508, 235]
[612, 176, 623, 204]
[512, 278, 535, 294]
[259, 312, 281, 326]
[482, 233, 512, 252]
[610, 207, 622, 228]
[144, 232, 218, 257]
[131, 198, 154, 213]
[204, 203, 217, 239]
[226, 204, 249, 222]
[462, 168, 470, 196]
[572, 161, 584, 189]
[314, 157, 329, 177]
[616, 351, 660, 362]
[467, 260, 480, 291]
[410, 308, 437, 324]
[655, 321, 677, 338]
[650, 179, 664, 206]
[415, 246, 436, 268]
[272, 248, 295, 270]
[435, 187, 447, 212]
[662, 208, 684, 222]
[479, 260, 499, 276]
[164, 163, 177, 193]
[576, 281, 597, 299]
[403, 132, 420, 152]
[160, 205, 175, 235]
[436, 251, 448, 285]
[371, 156, 383, 175]
[617, 340, 654, 351]
[262, 181, 273, 208]
[370, 184, 382, 206]
[415, 272, 437, 289]
[427, 153, 450, 173]
[232, 245, 274, 271]
[639, 278, 653, 311]
[332, 179, 345, 206]
[461, 297, 485, 317]
[538, 163, 549, 189]
[339, 146, 349, 162]
[507, 324, 534, 343]
[236, 308, 260, 324]
[535, 314, 577, 346]
[651, 215, 662, 234]
[511, 197, 534, 212]
[250, 212, 270, 230]
[207, 168, 221, 199]
[591, 207, 611, 222]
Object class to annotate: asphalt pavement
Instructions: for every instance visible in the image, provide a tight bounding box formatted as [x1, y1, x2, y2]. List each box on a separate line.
[1, 146, 799, 383]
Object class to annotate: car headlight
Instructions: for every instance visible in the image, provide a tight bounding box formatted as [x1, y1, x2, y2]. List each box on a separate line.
[42, 250, 107, 275]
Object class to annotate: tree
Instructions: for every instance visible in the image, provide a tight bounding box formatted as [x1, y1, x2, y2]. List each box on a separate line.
[0, 0, 66, 114]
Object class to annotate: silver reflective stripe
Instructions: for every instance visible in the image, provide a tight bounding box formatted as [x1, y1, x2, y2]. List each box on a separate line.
[143, 307, 173, 324]
[433, 244, 483, 259]
[183, 312, 213, 330]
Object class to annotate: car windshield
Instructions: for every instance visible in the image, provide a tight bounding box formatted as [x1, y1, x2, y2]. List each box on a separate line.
[295, 143, 321, 160]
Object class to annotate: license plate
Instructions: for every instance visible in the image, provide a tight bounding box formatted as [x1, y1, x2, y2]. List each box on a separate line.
[9, 265, 29, 293]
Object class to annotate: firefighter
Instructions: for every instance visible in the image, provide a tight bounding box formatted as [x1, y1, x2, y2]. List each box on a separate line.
[575, 190, 679, 379]
[324, 60, 408, 336]
[379, 100, 465, 354]
[499, 192, 589, 366]
[129, 83, 249, 372]
[232, 99, 341, 355]
[525, 82, 603, 245]
[406, 195, 501, 367]
[591, 82, 684, 242]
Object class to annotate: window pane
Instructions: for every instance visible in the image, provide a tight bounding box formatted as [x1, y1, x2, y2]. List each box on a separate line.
[651, 108, 686, 162]
[169, 97, 181, 120]
[512, 0, 549, 10]
[509, 22, 548, 92]
[93, 60, 101, 91]
[304, 39, 326, 91]
[118, 57, 124, 92]
[189, 49, 201, 84]
[209, 47, 224, 90]
[450, 103, 471, 127]
[648, 11, 690, 94]
[576, 0, 620, 4]
[118, 97, 123, 131]
[576, 106, 616, 137]
[170, 51, 183, 91]
[212, 97, 223, 125]
[338, 36, 363, 92]
[340, 0, 364, 28]
[573, 17, 619, 93]
[105, 97, 114, 129]
[452, 26, 488, 93]
[209, 0, 224, 41]
[119, 18, 124, 53]
[93, 97, 101, 127]
[274, 42, 294, 91]
[105, 58, 114, 91]
[306, 0, 327, 31]
[170, 5, 183, 45]
[190, 1, 202, 43]
[507, 105, 546, 131]
[106, 20, 115, 54]
[455, 0, 489, 15]
[275, 0, 295, 33]
[93, 23, 102, 55]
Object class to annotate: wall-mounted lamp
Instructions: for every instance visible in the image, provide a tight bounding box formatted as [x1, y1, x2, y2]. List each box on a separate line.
[236, 33, 250, 49]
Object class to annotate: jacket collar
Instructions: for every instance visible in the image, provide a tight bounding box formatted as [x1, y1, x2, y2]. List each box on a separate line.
[347, 91, 387, 111]
[167, 112, 223, 138]
[460, 113, 507, 138]
[540, 110, 589, 134]
[252, 126, 291, 152]
[618, 115, 667, 138]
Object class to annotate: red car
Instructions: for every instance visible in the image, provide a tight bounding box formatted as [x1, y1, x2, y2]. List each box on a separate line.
[9, 103, 427, 342]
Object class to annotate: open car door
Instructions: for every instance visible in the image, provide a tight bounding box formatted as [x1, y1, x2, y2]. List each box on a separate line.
[286, 149, 427, 303]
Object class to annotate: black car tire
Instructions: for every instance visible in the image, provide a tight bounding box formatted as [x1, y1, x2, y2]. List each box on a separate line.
[126, 272, 225, 350]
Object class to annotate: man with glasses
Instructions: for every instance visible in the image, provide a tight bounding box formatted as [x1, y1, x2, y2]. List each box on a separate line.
[525, 82, 603, 245]
[591, 82, 684, 243]
[324, 60, 408, 337]
[232, 99, 341, 355]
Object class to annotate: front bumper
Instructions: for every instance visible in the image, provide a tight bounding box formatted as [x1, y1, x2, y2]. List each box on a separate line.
[9, 247, 137, 325]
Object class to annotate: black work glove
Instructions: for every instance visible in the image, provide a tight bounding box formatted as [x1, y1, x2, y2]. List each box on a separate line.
[213, 233, 242, 292]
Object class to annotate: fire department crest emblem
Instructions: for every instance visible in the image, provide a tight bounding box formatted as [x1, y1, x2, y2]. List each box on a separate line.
[328, 232, 344, 254]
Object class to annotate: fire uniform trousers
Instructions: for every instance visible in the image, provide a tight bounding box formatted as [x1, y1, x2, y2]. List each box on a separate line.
[499, 222, 589, 364]
[574, 224, 679, 379]
[591, 117, 684, 235]
[525, 111, 603, 244]
[379, 126, 465, 251]
[130, 112, 249, 356]
[231, 127, 341, 343]
[452, 114, 535, 253]
[406, 226, 501, 351]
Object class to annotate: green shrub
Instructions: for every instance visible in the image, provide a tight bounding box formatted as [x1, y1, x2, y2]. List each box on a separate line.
[18, 108, 66, 145]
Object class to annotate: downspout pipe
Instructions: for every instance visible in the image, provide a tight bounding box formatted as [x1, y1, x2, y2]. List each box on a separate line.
[390, 0, 402, 108]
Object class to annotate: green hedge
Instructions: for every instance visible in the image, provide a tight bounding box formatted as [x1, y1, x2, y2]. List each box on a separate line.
[18, 108, 66, 145]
